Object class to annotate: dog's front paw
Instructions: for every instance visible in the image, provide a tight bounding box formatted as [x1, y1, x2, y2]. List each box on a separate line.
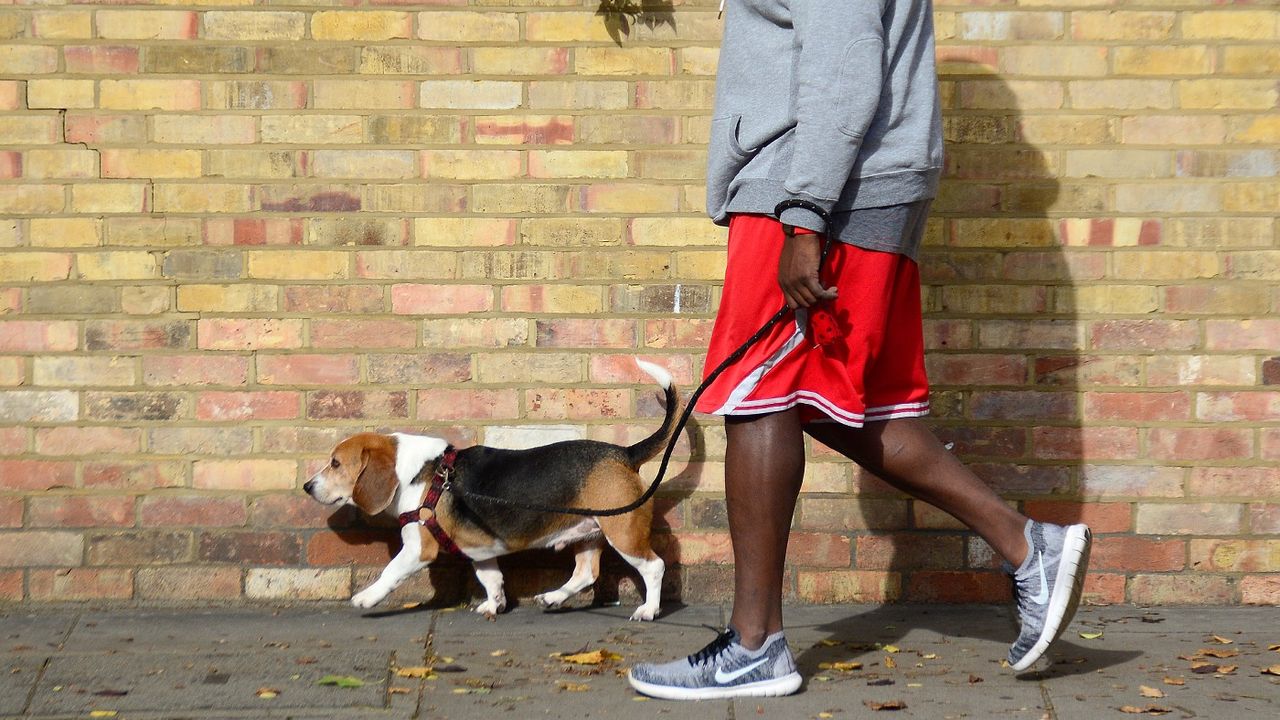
[351, 587, 386, 609]
[475, 598, 506, 618]
[534, 591, 567, 610]
[630, 604, 658, 622]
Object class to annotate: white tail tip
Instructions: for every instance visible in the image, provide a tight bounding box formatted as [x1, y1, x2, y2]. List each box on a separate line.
[634, 358, 672, 389]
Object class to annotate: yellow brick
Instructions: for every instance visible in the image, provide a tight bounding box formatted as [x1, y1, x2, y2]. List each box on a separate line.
[0, 252, 72, 281]
[1062, 149, 1171, 179]
[152, 115, 256, 145]
[245, 251, 348, 280]
[416, 12, 519, 42]
[630, 217, 726, 247]
[177, 284, 279, 312]
[0, 185, 64, 213]
[501, 285, 603, 313]
[999, 46, 1106, 77]
[420, 80, 521, 110]
[1223, 183, 1279, 214]
[414, 218, 516, 247]
[0, 117, 60, 145]
[26, 79, 95, 109]
[420, 150, 522, 180]
[1070, 80, 1172, 110]
[1071, 11, 1174, 40]
[100, 79, 201, 110]
[1180, 80, 1279, 110]
[1182, 11, 1279, 41]
[77, 251, 158, 280]
[679, 47, 719, 76]
[1113, 46, 1212, 76]
[1113, 251, 1219, 280]
[23, 148, 97, 179]
[96, 10, 197, 40]
[472, 47, 569, 75]
[578, 184, 680, 214]
[260, 115, 363, 145]
[29, 218, 101, 248]
[1017, 115, 1113, 145]
[576, 47, 673, 76]
[471, 184, 571, 214]
[1230, 115, 1280, 144]
[528, 150, 627, 179]
[953, 219, 1056, 247]
[152, 184, 252, 213]
[313, 80, 415, 109]
[1223, 47, 1280, 75]
[519, 218, 623, 247]
[355, 250, 457, 279]
[674, 251, 727, 280]
[206, 150, 297, 179]
[525, 12, 617, 43]
[527, 81, 629, 110]
[32, 11, 93, 39]
[202, 11, 305, 40]
[634, 80, 715, 110]
[1061, 285, 1159, 315]
[0, 45, 57, 74]
[71, 183, 147, 213]
[310, 150, 416, 179]
[102, 149, 202, 179]
[312, 11, 411, 41]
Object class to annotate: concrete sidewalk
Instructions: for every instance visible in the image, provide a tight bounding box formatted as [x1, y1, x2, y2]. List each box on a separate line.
[1, 602, 1277, 719]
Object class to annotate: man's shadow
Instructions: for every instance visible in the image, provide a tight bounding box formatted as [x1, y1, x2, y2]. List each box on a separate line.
[798, 64, 1126, 674]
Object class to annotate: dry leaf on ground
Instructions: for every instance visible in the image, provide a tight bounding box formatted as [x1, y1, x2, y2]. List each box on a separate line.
[1138, 686, 1164, 698]
[1079, 631, 1104, 640]
[1209, 635, 1233, 645]
[818, 661, 863, 672]
[1262, 665, 1280, 676]
[1199, 648, 1239, 659]
[863, 699, 907, 711]
[1162, 677, 1185, 686]
[1119, 706, 1171, 715]
[559, 649, 623, 665]
[556, 681, 591, 692]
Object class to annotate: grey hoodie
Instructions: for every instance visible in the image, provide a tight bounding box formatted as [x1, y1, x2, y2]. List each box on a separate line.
[707, 0, 944, 235]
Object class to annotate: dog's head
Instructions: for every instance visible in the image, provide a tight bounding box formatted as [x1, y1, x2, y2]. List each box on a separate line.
[304, 433, 399, 514]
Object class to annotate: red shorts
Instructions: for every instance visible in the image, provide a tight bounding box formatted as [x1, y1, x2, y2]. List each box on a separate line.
[694, 214, 930, 427]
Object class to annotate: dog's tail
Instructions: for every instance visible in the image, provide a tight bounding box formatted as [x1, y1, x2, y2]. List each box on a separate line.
[625, 359, 681, 469]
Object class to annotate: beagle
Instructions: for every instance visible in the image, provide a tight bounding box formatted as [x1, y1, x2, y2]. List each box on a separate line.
[303, 359, 677, 621]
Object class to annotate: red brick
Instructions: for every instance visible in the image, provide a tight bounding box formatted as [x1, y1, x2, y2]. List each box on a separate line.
[84, 391, 187, 421]
[1136, 502, 1242, 535]
[0, 460, 76, 491]
[526, 388, 630, 420]
[1251, 504, 1280, 534]
[204, 217, 304, 246]
[474, 115, 572, 144]
[1035, 355, 1142, 387]
[643, 319, 714, 349]
[390, 284, 492, 314]
[971, 463, 1072, 495]
[0, 497, 22, 528]
[0, 571, 22, 601]
[0, 531, 82, 567]
[923, 320, 975, 350]
[28, 568, 133, 601]
[306, 529, 399, 566]
[796, 570, 900, 603]
[245, 568, 349, 600]
[536, 319, 637, 348]
[0, 151, 20, 179]
[1079, 465, 1184, 498]
[1188, 467, 1277, 498]
[85, 320, 190, 351]
[665, 531, 733, 564]
[1083, 572, 1126, 605]
[1022, 501, 1132, 533]
[64, 46, 140, 74]
[1206, 319, 1280, 351]
[1129, 574, 1234, 605]
[1240, 575, 1280, 605]
[193, 459, 297, 491]
[1265, 357, 1280, 386]
[196, 318, 304, 351]
[310, 319, 417, 348]
[587, 354, 696, 388]
[199, 531, 302, 566]
[256, 354, 360, 386]
[137, 566, 242, 600]
[1092, 536, 1185, 572]
[978, 319, 1080, 350]
[1032, 426, 1139, 461]
[912, 501, 966, 530]
[932, 426, 1026, 459]
[0, 426, 25, 454]
[784, 532, 852, 567]
[1190, 539, 1280, 573]
[196, 391, 300, 421]
[925, 354, 1027, 385]
[250, 493, 357, 530]
[284, 285, 384, 313]
[417, 388, 519, 420]
[367, 353, 471, 384]
[140, 496, 246, 527]
[1146, 355, 1255, 387]
[83, 461, 185, 490]
[1090, 319, 1197, 351]
[86, 530, 192, 566]
[29, 496, 135, 528]
[0, 320, 78, 351]
[1196, 391, 1280, 422]
[856, 534, 964, 570]
[64, 114, 146, 145]
[904, 571, 1012, 603]
[1083, 392, 1190, 422]
[970, 391, 1076, 420]
[1147, 427, 1253, 461]
[143, 355, 250, 387]
[307, 390, 409, 420]
[34, 427, 141, 456]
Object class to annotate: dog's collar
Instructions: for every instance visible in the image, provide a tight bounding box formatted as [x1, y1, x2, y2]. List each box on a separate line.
[398, 446, 469, 561]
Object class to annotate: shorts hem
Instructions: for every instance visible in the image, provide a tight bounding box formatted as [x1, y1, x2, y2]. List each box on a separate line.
[707, 393, 931, 429]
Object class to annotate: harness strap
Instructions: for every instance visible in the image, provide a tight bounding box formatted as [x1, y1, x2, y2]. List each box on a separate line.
[398, 447, 470, 561]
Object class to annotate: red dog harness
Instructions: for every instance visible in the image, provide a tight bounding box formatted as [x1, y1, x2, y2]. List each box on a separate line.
[397, 447, 470, 561]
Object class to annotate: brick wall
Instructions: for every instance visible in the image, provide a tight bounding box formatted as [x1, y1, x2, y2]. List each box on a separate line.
[0, 1, 1276, 606]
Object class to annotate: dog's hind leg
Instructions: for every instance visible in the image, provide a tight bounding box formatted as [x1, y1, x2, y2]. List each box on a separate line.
[599, 514, 664, 621]
[472, 558, 507, 618]
[535, 538, 604, 610]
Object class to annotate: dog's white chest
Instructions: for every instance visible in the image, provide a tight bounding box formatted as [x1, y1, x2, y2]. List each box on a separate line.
[535, 518, 602, 551]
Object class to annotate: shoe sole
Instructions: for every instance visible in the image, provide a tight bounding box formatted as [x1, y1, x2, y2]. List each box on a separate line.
[627, 670, 802, 700]
[1010, 524, 1092, 672]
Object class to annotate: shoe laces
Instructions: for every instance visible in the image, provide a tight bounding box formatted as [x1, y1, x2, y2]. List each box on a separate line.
[688, 627, 739, 666]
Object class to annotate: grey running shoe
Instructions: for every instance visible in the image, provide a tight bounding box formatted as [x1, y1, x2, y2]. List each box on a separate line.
[628, 627, 802, 700]
[1007, 520, 1093, 671]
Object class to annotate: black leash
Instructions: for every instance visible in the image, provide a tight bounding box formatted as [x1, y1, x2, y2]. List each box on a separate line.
[449, 200, 834, 517]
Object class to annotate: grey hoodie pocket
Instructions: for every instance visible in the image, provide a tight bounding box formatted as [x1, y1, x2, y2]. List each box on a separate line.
[706, 114, 757, 216]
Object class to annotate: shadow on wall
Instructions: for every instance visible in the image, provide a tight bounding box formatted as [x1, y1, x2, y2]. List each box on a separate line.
[811, 63, 1086, 605]
[596, 0, 677, 45]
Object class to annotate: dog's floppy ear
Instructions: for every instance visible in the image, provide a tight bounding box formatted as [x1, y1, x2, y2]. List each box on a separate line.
[351, 442, 397, 514]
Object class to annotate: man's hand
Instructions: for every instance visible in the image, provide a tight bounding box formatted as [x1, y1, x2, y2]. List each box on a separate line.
[777, 230, 837, 309]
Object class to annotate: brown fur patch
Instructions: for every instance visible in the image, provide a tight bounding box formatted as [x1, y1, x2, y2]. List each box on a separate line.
[348, 434, 398, 514]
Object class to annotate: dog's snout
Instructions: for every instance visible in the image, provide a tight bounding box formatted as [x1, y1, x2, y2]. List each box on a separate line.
[303, 479, 316, 494]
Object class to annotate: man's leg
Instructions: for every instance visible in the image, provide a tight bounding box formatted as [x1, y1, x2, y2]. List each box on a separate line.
[804, 417, 1030, 567]
[724, 408, 806, 650]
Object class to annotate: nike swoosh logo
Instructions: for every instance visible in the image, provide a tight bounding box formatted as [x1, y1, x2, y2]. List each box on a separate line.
[714, 657, 768, 684]
[1030, 551, 1049, 604]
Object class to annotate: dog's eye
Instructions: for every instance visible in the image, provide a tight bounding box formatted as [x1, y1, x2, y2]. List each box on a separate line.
[330, 458, 340, 469]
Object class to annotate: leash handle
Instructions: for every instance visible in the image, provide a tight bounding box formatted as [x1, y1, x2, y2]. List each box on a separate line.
[450, 205, 834, 517]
